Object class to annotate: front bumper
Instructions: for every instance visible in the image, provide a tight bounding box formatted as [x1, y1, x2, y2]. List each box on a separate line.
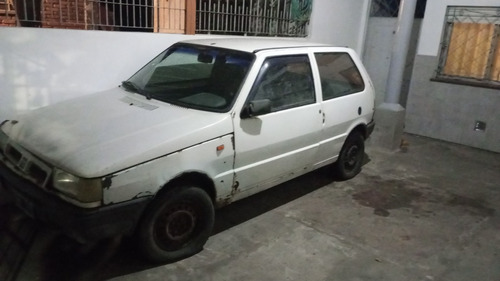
[0, 159, 151, 243]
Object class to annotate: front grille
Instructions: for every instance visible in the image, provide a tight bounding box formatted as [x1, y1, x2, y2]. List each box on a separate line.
[27, 164, 49, 186]
[2, 143, 51, 188]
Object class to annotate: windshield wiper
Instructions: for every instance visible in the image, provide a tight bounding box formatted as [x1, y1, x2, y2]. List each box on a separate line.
[121, 81, 153, 100]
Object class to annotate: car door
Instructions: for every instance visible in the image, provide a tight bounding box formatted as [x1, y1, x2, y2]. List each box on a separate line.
[312, 50, 372, 167]
[232, 54, 323, 198]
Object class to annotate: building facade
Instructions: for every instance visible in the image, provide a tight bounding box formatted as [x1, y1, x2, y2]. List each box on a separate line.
[405, 0, 500, 152]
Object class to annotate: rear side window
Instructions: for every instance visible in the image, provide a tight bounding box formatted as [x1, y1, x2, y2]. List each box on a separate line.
[315, 53, 365, 100]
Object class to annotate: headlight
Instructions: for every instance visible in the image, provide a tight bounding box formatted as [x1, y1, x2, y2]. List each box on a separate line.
[52, 168, 102, 207]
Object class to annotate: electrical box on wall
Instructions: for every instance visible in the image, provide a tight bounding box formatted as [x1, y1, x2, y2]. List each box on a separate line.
[474, 121, 486, 132]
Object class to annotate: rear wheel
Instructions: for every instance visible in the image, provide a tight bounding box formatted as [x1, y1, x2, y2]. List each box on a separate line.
[137, 185, 214, 263]
[334, 131, 365, 180]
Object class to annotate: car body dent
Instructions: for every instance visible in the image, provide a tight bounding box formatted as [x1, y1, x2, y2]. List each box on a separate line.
[102, 134, 235, 205]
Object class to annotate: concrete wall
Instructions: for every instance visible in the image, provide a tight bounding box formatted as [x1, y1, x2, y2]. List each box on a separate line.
[405, 0, 500, 153]
[362, 17, 422, 107]
[0, 0, 371, 121]
[0, 29, 202, 121]
[309, 0, 371, 56]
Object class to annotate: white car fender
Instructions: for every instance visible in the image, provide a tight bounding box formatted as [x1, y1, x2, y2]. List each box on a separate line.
[102, 134, 235, 205]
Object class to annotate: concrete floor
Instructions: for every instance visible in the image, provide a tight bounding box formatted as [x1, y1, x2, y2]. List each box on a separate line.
[2, 133, 500, 281]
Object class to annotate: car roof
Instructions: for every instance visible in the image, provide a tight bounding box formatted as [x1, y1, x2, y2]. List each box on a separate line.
[179, 38, 331, 53]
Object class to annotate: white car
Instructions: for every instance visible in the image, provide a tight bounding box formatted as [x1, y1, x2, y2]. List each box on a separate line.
[0, 38, 375, 262]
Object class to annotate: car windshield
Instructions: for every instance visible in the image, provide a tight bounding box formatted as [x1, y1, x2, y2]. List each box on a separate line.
[123, 44, 254, 112]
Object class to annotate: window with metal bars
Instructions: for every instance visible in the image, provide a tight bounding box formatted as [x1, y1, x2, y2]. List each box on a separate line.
[196, 0, 311, 37]
[0, 0, 311, 36]
[370, 0, 427, 18]
[435, 6, 500, 89]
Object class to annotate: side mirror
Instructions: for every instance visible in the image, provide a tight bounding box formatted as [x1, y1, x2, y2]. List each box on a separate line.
[241, 99, 272, 119]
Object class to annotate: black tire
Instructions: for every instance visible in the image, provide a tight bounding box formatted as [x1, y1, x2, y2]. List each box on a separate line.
[334, 131, 365, 180]
[137, 185, 214, 263]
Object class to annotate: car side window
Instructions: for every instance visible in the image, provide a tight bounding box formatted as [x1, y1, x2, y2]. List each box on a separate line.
[249, 55, 315, 112]
[315, 53, 365, 100]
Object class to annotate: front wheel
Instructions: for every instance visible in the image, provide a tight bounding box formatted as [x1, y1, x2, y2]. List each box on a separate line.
[137, 185, 214, 263]
[334, 131, 365, 180]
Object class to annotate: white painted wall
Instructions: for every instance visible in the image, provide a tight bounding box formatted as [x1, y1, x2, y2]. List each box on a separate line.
[417, 0, 500, 56]
[363, 17, 422, 107]
[309, 0, 371, 55]
[0, 29, 210, 120]
[0, 0, 371, 121]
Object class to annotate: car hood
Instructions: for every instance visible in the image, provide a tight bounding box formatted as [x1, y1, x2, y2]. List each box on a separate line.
[3, 88, 233, 178]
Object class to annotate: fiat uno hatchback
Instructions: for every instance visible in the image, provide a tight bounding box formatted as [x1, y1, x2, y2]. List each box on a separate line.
[0, 38, 375, 262]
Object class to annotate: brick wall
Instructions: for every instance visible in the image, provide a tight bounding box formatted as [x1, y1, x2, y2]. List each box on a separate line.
[42, 0, 86, 29]
[0, 0, 17, 27]
[0, 12, 16, 26]
[0, 0, 88, 28]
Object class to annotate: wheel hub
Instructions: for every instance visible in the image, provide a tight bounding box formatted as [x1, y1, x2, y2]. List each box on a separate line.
[345, 145, 359, 168]
[165, 209, 196, 241]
